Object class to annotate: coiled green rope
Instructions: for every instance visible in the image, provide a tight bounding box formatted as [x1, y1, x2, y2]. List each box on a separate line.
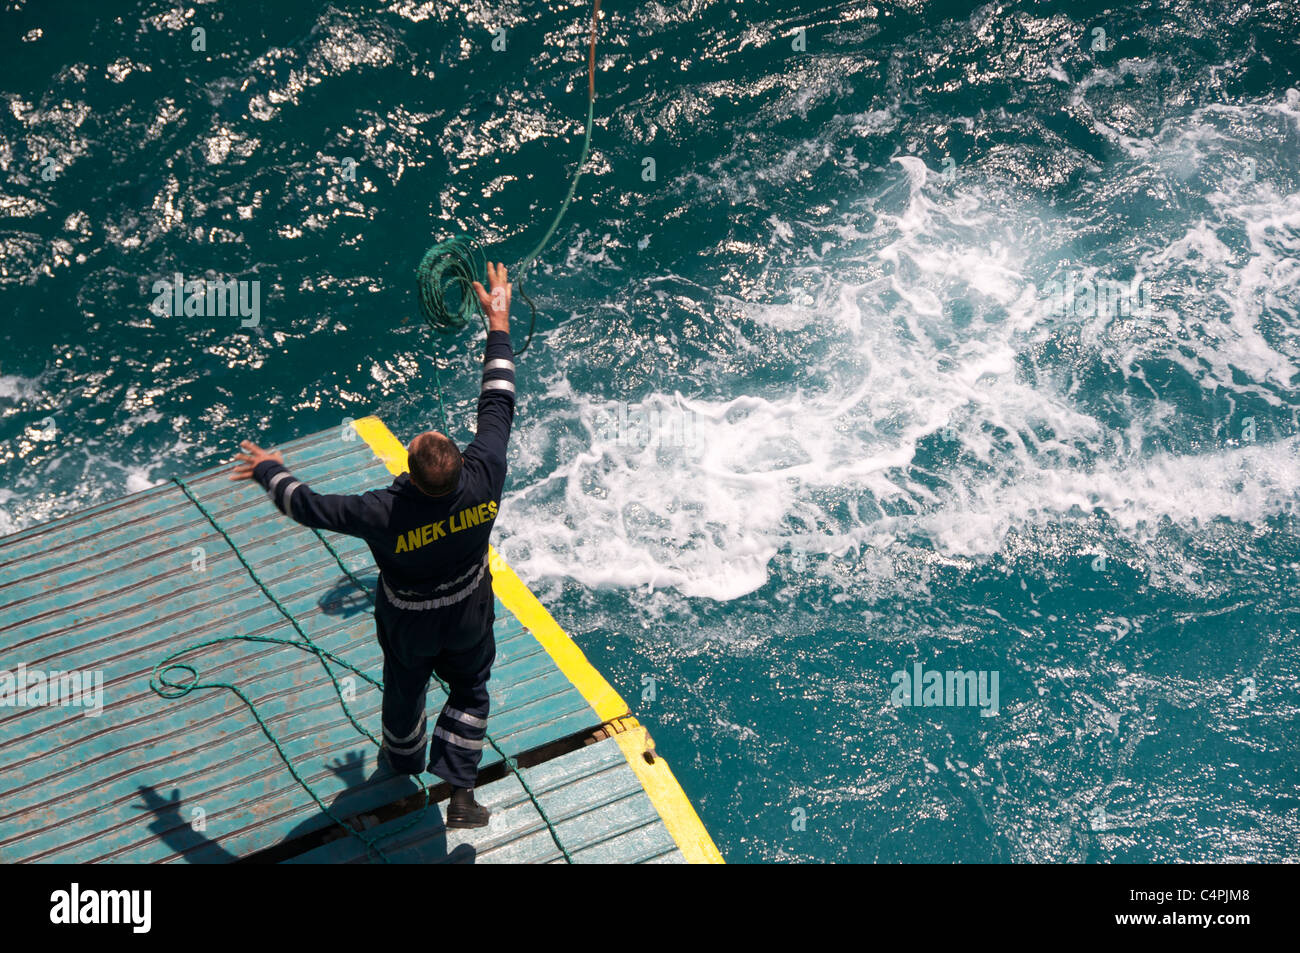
[416, 235, 487, 335]
[154, 476, 575, 863]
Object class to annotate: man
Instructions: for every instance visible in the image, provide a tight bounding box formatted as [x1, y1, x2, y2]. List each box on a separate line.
[228, 261, 516, 829]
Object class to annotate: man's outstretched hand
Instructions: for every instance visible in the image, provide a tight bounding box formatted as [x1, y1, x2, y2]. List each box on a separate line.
[229, 440, 283, 481]
[472, 261, 511, 334]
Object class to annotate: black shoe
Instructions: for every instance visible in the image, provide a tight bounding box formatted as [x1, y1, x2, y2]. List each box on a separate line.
[446, 787, 491, 829]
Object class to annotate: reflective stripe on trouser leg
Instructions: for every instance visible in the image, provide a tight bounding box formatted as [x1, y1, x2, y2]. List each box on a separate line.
[381, 711, 427, 769]
[374, 597, 434, 774]
[380, 683, 431, 773]
[427, 611, 496, 788]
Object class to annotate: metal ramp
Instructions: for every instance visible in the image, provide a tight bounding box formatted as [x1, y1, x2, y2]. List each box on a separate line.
[0, 416, 721, 864]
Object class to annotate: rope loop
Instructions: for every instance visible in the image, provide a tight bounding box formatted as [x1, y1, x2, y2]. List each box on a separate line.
[416, 235, 487, 334]
[152, 662, 199, 699]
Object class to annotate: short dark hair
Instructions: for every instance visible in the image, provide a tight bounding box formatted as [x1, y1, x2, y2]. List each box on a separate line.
[407, 431, 462, 496]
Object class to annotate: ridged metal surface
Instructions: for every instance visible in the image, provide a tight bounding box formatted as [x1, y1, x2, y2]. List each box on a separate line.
[285, 736, 685, 864]
[0, 426, 601, 862]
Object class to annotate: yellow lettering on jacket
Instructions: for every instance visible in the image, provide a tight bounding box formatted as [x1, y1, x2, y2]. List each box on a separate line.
[393, 503, 498, 552]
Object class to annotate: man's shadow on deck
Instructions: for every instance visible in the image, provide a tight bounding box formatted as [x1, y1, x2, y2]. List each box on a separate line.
[319, 573, 378, 620]
[136, 753, 475, 864]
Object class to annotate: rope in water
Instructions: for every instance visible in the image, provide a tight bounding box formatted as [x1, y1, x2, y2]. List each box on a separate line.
[415, 0, 603, 358]
[153, 477, 574, 863]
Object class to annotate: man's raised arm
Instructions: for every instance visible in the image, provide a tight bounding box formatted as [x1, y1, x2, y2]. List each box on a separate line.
[464, 262, 517, 492]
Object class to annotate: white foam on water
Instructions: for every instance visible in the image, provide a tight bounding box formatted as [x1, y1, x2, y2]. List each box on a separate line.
[496, 94, 1300, 602]
[0, 374, 40, 400]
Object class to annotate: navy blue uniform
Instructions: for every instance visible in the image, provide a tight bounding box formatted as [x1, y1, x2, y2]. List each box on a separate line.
[252, 330, 516, 787]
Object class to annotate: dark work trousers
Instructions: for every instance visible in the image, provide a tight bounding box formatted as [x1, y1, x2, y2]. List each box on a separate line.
[373, 570, 496, 788]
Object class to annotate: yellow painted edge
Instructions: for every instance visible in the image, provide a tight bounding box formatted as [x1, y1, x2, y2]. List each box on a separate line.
[613, 722, 725, 864]
[349, 415, 628, 722]
[486, 551, 629, 723]
[352, 415, 409, 476]
[351, 414, 721, 863]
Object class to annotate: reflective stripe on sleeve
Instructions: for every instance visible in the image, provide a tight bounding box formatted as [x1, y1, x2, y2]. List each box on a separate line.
[278, 480, 301, 516]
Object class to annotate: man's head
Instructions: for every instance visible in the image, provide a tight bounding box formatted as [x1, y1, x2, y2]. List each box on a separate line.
[407, 431, 462, 497]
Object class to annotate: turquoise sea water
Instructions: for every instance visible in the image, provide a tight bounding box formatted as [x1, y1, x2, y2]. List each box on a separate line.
[2, 0, 1299, 862]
